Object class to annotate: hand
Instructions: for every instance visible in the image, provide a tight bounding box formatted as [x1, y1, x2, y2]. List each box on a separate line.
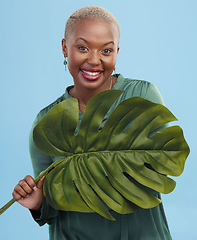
[12, 175, 45, 211]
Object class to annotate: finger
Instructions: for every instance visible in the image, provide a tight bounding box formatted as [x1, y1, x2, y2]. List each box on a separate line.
[36, 174, 46, 189]
[13, 184, 29, 198]
[18, 180, 34, 194]
[12, 189, 24, 200]
[14, 176, 35, 196]
[23, 175, 36, 189]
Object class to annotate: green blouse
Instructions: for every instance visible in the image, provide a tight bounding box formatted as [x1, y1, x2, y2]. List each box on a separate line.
[29, 74, 172, 240]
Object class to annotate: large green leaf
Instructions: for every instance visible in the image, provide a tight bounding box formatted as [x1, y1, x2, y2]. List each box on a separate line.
[33, 90, 190, 221]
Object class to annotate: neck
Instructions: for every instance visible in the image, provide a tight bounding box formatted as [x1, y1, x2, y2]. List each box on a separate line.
[70, 77, 114, 107]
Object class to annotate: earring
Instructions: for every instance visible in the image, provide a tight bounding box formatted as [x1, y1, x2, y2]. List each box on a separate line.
[63, 56, 67, 71]
[113, 67, 116, 76]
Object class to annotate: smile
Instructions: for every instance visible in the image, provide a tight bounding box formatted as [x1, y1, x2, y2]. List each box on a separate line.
[81, 70, 102, 76]
[80, 69, 103, 81]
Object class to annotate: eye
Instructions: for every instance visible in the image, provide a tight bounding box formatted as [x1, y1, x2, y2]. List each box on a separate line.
[78, 46, 89, 52]
[102, 48, 113, 55]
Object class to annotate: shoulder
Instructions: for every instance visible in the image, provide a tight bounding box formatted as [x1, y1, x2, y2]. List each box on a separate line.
[115, 74, 151, 92]
[115, 74, 165, 105]
[124, 77, 152, 93]
[39, 94, 65, 117]
[34, 91, 70, 126]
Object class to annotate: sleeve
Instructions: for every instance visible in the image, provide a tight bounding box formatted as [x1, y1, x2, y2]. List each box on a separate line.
[29, 112, 58, 226]
[142, 82, 165, 105]
[139, 81, 168, 192]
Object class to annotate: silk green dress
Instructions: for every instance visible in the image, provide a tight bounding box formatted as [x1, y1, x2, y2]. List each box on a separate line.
[29, 74, 172, 240]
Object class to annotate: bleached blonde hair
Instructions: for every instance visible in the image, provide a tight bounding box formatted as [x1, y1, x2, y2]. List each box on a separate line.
[64, 6, 120, 41]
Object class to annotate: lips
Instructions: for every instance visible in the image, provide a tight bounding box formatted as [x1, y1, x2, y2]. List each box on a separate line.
[80, 69, 103, 80]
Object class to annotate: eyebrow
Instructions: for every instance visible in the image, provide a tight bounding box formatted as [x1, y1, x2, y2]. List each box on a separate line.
[77, 37, 88, 43]
[104, 41, 115, 46]
[76, 38, 115, 46]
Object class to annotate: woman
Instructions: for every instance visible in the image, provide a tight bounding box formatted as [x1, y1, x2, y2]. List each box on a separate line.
[12, 6, 172, 240]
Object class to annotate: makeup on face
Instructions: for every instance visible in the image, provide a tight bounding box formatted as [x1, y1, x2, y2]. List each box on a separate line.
[62, 18, 119, 92]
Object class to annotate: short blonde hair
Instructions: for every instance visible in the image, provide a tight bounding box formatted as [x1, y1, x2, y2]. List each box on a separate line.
[64, 6, 120, 41]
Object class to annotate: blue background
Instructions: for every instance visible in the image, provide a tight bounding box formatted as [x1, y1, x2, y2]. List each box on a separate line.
[0, 0, 196, 239]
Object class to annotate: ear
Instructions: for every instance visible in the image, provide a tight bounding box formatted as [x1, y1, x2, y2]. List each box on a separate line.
[117, 46, 120, 54]
[62, 39, 67, 57]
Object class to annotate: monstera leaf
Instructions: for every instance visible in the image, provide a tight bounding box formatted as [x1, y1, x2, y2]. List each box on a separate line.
[31, 90, 190, 221]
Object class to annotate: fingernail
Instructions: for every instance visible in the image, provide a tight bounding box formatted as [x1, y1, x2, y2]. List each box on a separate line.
[33, 186, 37, 191]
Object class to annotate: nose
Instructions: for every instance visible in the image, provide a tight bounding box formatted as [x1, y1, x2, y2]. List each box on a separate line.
[87, 50, 101, 66]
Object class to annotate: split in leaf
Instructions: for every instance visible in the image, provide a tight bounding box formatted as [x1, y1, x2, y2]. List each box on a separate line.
[0, 90, 190, 219]
[33, 90, 190, 221]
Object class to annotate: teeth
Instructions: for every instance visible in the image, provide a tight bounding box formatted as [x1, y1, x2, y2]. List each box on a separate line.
[82, 70, 101, 76]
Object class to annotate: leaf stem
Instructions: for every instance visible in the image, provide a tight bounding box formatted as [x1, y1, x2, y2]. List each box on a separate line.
[0, 158, 64, 216]
[0, 198, 16, 215]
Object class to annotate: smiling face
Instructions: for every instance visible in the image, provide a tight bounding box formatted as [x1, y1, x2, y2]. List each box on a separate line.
[62, 18, 119, 93]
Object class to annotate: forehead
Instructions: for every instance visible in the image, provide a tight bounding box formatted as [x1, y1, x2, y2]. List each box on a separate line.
[67, 18, 119, 43]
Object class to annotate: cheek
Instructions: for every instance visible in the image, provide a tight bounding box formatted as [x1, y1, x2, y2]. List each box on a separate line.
[67, 52, 83, 71]
[104, 56, 117, 70]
